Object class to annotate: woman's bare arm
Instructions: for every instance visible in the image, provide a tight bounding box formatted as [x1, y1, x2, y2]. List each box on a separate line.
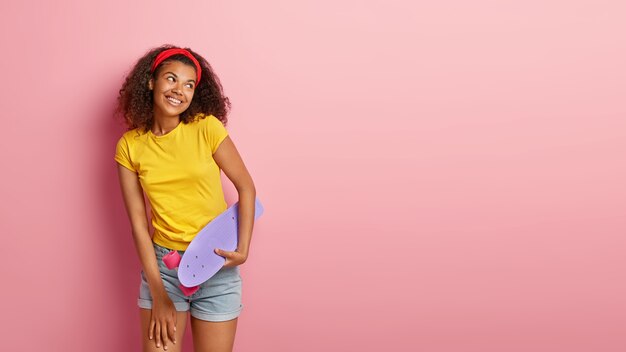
[213, 136, 256, 258]
[117, 164, 177, 348]
[117, 164, 166, 297]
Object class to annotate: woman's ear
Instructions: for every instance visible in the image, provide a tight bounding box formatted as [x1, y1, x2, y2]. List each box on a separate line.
[148, 79, 153, 90]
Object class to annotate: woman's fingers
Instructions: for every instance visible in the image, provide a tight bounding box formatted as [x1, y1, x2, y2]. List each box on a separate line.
[215, 248, 247, 268]
[149, 301, 177, 349]
[168, 316, 177, 344]
[161, 321, 170, 350]
[149, 319, 155, 340]
[155, 323, 162, 348]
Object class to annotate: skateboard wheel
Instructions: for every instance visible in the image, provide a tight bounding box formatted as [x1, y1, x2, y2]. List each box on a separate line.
[163, 250, 181, 270]
[179, 284, 199, 296]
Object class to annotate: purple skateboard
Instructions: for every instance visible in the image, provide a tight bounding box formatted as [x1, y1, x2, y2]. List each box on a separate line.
[163, 198, 264, 293]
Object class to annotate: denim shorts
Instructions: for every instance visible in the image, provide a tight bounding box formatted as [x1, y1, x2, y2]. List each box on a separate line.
[138, 242, 243, 322]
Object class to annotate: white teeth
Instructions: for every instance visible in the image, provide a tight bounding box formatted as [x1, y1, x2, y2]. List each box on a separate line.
[166, 96, 182, 105]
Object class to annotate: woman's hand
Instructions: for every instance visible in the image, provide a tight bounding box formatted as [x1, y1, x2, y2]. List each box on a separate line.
[149, 292, 177, 350]
[215, 248, 248, 267]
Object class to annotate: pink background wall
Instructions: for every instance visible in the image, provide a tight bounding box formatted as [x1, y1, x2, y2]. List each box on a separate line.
[1, 1, 624, 351]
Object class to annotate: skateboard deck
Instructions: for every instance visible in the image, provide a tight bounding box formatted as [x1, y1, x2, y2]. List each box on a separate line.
[177, 197, 264, 287]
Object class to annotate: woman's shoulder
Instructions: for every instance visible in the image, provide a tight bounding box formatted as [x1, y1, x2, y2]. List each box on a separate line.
[190, 113, 220, 124]
[189, 113, 226, 133]
[118, 126, 147, 145]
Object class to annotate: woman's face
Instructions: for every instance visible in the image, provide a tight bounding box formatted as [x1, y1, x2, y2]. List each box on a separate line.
[148, 60, 198, 117]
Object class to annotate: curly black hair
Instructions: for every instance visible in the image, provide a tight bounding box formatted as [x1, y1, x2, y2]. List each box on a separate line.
[115, 44, 231, 132]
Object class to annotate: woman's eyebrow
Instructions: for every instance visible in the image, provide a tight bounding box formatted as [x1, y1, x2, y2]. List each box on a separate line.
[164, 71, 196, 83]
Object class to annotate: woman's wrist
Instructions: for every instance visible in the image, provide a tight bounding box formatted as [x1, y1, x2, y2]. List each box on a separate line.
[152, 290, 171, 302]
[149, 284, 169, 300]
[236, 247, 249, 257]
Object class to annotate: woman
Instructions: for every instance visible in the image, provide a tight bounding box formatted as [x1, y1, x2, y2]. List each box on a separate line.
[114, 44, 257, 351]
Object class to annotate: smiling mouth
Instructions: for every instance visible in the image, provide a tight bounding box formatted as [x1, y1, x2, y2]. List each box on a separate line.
[166, 96, 182, 106]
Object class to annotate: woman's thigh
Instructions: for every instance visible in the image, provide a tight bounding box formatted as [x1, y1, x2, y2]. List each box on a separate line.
[140, 308, 188, 352]
[191, 316, 238, 352]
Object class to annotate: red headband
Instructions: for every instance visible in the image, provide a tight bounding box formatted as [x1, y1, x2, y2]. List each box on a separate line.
[150, 48, 202, 88]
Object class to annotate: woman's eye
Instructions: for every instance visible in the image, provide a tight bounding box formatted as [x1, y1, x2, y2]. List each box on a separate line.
[167, 76, 174, 82]
[186, 83, 193, 88]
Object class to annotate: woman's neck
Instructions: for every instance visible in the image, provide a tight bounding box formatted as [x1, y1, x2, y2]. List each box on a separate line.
[151, 114, 180, 136]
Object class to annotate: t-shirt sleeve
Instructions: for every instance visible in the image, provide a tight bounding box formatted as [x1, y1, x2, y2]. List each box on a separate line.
[114, 134, 136, 172]
[205, 115, 229, 154]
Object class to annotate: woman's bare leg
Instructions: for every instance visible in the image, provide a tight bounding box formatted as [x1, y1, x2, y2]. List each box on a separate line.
[190, 316, 238, 352]
[140, 308, 188, 352]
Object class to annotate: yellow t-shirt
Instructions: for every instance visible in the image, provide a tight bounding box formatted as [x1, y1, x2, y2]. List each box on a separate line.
[114, 113, 229, 251]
